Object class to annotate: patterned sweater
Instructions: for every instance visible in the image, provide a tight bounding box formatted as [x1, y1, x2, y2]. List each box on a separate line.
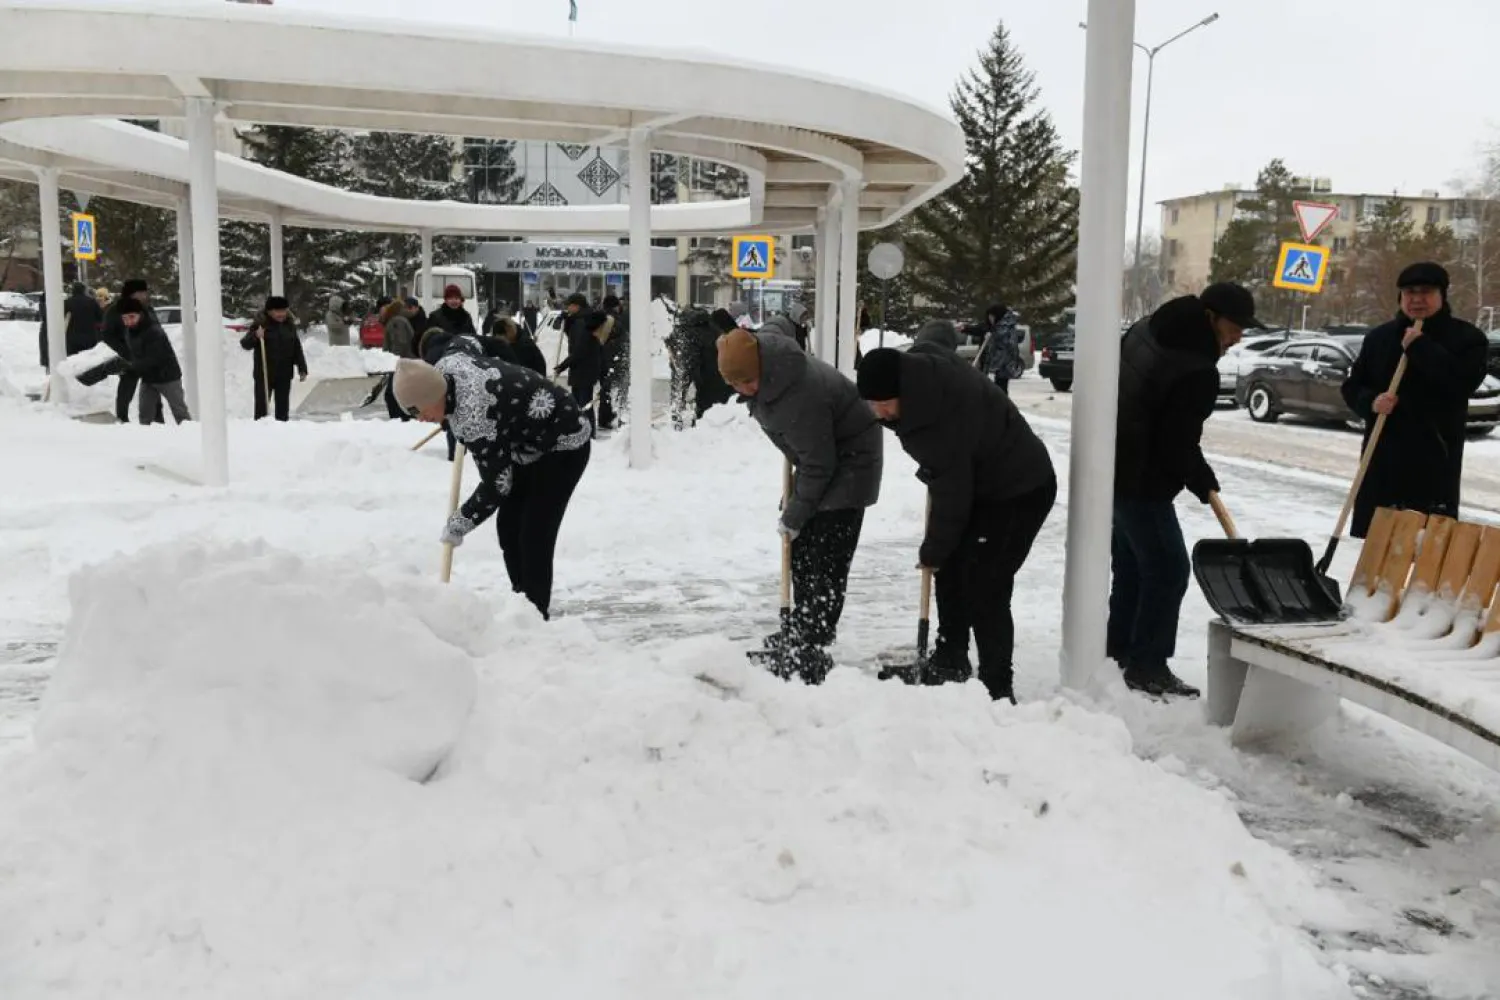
[436, 351, 592, 530]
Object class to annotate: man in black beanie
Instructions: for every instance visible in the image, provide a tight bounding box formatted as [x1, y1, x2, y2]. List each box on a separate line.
[240, 294, 308, 421]
[99, 278, 161, 423]
[857, 344, 1056, 703]
[1341, 261, 1488, 536]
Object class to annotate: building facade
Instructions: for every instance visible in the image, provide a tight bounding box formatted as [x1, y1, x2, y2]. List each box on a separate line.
[1157, 179, 1479, 295]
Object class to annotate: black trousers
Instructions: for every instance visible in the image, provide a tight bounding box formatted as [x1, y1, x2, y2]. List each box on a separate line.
[570, 377, 599, 430]
[934, 478, 1056, 698]
[789, 508, 865, 647]
[115, 370, 164, 424]
[253, 369, 293, 421]
[494, 444, 591, 620]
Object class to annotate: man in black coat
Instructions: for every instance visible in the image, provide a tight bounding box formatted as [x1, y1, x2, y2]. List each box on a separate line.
[553, 292, 605, 424]
[858, 344, 1057, 703]
[1110, 282, 1256, 698]
[99, 278, 159, 423]
[119, 298, 190, 424]
[597, 293, 629, 431]
[1341, 262, 1489, 537]
[240, 295, 308, 421]
[64, 281, 103, 356]
[491, 316, 547, 376]
[719, 327, 884, 683]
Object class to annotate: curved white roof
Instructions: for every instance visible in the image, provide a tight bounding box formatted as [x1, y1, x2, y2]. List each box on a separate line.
[0, 0, 965, 234]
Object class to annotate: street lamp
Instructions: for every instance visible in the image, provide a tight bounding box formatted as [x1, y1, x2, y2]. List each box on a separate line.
[1080, 12, 1220, 317]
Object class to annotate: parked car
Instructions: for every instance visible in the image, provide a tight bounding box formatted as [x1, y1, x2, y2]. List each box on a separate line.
[1037, 333, 1073, 391]
[0, 290, 39, 320]
[1487, 330, 1500, 380]
[1216, 329, 1299, 403]
[1236, 335, 1500, 435]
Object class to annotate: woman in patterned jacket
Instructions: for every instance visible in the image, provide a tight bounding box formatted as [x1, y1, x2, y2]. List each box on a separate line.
[391, 353, 592, 620]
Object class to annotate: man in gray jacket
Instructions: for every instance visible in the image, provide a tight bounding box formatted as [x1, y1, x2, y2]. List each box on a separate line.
[718, 327, 883, 683]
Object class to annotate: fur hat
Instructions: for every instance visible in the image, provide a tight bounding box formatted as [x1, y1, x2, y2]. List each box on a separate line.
[856, 348, 903, 401]
[1397, 261, 1449, 293]
[716, 328, 761, 384]
[391, 359, 448, 414]
[443, 284, 464, 301]
[265, 295, 290, 312]
[120, 278, 149, 298]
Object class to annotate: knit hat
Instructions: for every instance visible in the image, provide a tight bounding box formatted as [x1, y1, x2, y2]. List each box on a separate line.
[716, 329, 761, 384]
[391, 359, 448, 413]
[709, 308, 739, 335]
[856, 348, 903, 401]
[443, 284, 463, 301]
[117, 297, 145, 317]
[1397, 261, 1449, 292]
[265, 295, 290, 311]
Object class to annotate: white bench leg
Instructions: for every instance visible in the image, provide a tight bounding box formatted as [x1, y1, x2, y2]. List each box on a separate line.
[1231, 665, 1340, 747]
[1205, 620, 1248, 727]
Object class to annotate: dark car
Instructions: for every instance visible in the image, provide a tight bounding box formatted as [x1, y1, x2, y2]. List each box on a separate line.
[1037, 333, 1073, 391]
[1237, 335, 1500, 434]
[1487, 330, 1500, 380]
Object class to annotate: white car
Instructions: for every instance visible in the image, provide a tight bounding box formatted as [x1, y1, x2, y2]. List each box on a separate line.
[0, 290, 38, 320]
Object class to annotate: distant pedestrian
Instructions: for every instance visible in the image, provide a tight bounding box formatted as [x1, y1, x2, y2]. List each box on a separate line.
[241, 295, 308, 422]
[119, 298, 191, 424]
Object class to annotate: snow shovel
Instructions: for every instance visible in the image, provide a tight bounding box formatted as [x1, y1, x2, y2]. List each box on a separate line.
[878, 495, 935, 683]
[259, 333, 272, 417]
[1314, 331, 1416, 599]
[747, 457, 796, 674]
[1192, 491, 1345, 625]
[439, 442, 467, 584]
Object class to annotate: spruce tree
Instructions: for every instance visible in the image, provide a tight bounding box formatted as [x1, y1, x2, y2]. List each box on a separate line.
[350, 132, 475, 296]
[220, 125, 370, 317]
[905, 21, 1079, 327]
[1208, 159, 1305, 325]
[67, 193, 179, 294]
[460, 138, 524, 205]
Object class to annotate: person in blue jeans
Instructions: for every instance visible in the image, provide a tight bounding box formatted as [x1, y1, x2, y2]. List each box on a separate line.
[1109, 282, 1258, 698]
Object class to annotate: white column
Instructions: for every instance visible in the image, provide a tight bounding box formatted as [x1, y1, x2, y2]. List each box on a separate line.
[268, 213, 284, 298]
[1060, 0, 1137, 689]
[175, 198, 199, 414]
[816, 194, 840, 363]
[626, 127, 654, 470]
[36, 167, 66, 387]
[186, 97, 229, 487]
[836, 177, 860, 376]
[420, 230, 434, 308]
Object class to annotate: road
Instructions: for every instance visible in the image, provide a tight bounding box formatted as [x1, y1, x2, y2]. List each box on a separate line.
[1007, 376, 1500, 514]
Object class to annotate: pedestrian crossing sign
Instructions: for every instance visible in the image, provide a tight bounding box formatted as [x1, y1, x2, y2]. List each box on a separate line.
[1272, 241, 1328, 294]
[730, 235, 774, 279]
[71, 212, 97, 262]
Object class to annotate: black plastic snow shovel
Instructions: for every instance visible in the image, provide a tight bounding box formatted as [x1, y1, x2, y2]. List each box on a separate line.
[878, 495, 934, 684]
[1191, 492, 1344, 625]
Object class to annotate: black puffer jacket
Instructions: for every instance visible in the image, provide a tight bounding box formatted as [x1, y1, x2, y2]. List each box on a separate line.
[64, 289, 103, 355]
[126, 312, 183, 384]
[435, 351, 593, 530]
[888, 342, 1055, 567]
[1341, 305, 1488, 536]
[746, 331, 882, 528]
[557, 309, 606, 386]
[240, 313, 309, 380]
[1113, 296, 1221, 503]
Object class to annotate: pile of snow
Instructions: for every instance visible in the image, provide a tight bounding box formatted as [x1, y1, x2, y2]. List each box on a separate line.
[34, 542, 479, 783]
[0, 539, 1359, 998]
[858, 327, 913, 352]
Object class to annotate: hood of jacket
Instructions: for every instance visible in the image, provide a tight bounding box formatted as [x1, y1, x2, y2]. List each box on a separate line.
[759, 314, 801, 343]
[914, 319, 960, 351]
[1148, 295, 1221, 362]
[328, 295, 344, 313]
[754, 329, 808, 406]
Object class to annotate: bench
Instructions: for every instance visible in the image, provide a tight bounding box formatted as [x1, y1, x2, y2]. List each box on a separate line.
[1206, 507, 1500, 773]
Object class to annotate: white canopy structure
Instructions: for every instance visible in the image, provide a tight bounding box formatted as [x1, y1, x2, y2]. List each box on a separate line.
[0, 0, 1142, 690]
[0, 0, 963, 476]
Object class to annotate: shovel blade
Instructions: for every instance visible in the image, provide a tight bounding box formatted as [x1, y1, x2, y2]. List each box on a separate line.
[1192, 538, 1345, 625]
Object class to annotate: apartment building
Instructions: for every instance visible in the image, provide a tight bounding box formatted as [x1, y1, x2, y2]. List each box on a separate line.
[1157, 178, 1480, 295]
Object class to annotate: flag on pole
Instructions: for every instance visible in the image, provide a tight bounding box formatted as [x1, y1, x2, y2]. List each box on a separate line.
[568, 0, 577, 22]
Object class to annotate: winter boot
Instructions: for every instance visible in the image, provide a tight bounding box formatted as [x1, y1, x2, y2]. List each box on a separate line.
[921, 637, 973, 687]
[747, 625, 798, 678]
[1122, 659, 1200, 699]
[790, 645, 834, 686]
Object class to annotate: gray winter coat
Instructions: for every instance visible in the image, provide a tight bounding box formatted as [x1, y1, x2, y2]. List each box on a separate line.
[325, 295, 350, 347]
[914, 319, 960, 352]
[747, 331, 882, 530]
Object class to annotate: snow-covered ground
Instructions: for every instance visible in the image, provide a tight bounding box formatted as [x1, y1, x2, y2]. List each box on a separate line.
[1, 320, 1497, 999]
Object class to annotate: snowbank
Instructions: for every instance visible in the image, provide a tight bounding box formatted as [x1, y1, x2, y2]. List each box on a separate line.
[858, 327, 913, 352]
[0, 538, 1357, 999]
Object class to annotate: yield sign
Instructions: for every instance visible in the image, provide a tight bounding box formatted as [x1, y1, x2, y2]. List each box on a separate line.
[1293, 200, 1339, 243]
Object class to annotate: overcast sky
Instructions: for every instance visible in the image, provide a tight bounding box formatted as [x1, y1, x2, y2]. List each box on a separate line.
[280, 0, 1500, 232]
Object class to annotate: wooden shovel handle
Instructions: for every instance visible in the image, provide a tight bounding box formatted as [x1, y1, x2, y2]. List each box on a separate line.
[1208, 492, 1238, 540]
[1331, 325, 1416, 540]
[411, 425, 443, 451]
[439, 443, 467, 584]
[779, 458, 793, 609]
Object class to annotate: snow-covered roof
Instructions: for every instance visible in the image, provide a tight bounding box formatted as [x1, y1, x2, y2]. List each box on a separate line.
[0, 0, 965, 235]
